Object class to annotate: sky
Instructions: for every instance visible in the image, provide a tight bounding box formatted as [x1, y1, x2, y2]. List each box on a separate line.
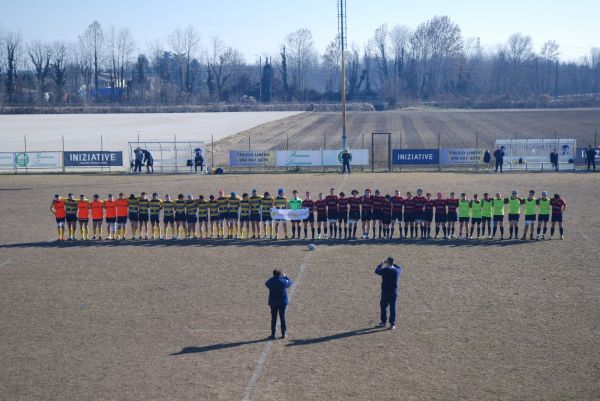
[2, 0, 599, 62]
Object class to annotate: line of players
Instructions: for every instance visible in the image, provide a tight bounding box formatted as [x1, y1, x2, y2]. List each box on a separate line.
[50, 187, 567, 241]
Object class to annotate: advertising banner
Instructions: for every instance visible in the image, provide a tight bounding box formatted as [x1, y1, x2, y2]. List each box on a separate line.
[229, 150, 275, 167]
[440, 148, 486, 164]
[322, 149, 369, 166]
[276, 150, 322, 167]
[270, 208, 310, 221]
[392, 149, 439, 165]
[0, 152, 15, 169]
[63, 151, 123, 167]
[574, 147, 600, 164]
[14, 152, 61, 168]
[494, 139, 576, 164]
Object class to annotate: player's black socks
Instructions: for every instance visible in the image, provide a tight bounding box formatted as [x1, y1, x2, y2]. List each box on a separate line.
[378, 226, 382, 238]
[352, 225, 357, 237]
[550, 227, 555, 236]
[537, 227, 541, 235]
[311, 227, 315, 238]
[304, 227, 308, 237]
[500, 227, 504, 237]
[390, 227, 395, 237]
[492, 225, 498, 237]
[435, 225, 440, 236]
[317, 227, 321, 235]
[404, 226, 408, 237]
[559, 227, 563, 236]
[543, 227, 547, 235]
[514, 227, 519, 238]
[477, 227, 480, 237]
[509, 226, 513, 237]
[324, 226, 328, 236]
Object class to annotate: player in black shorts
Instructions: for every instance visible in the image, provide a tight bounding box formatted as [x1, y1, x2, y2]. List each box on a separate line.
[381, 195, 392, 238]
[360, 189, 373, 239]
[402, 192, 416, 238]
[433, 192, 447, 239]
[337, 192, 349, 239]
[325, 188, 339, 239]
[348, 190, 362, 240]
[390, 190, 404, 239]
[423, 193, 434, 239]
[302, 191, 315, 240]
[315, 193, 328, 239]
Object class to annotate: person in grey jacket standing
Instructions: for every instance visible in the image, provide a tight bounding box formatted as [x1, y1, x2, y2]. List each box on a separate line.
[265, 269, 293, 339]
[375, 257, 403, 330]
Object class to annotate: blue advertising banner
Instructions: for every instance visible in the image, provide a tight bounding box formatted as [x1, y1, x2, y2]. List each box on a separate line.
[63, 151, 123, 167]
[392, 149, 439, 165]
[574, 147, 600, 164]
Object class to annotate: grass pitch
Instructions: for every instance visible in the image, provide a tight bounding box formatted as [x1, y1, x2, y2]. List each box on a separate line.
[0, 172, 598, 400]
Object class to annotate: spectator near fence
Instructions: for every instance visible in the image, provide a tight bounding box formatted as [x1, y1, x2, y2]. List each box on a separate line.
[133, 148, 143, 173]
[586, 145, 597, 171]
[493, 146, 505, 173]
[341, 149, 351, 174]
[194, 148, 204, 173]
[550, 150, 559, 171]
[142, 149, 154, 174]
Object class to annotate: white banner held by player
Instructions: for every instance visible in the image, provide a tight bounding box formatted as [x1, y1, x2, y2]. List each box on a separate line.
[270, 208, 310, 220]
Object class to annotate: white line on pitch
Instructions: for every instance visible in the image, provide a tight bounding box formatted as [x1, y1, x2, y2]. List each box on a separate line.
[240, 174, 347, 401]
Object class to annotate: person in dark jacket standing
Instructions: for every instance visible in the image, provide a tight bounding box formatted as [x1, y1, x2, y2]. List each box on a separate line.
[586, 145, 597, 171]
[375, 257, 403, 330]
[341, 150, 351, 174]
[141, 149, 154, 174]
[265, 269, 293, 339]
[493, 146, 505, 173]
[550, 149, 559, 171]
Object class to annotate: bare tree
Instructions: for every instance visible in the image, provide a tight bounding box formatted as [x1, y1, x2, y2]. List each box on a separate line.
[321, 36, 341, 96]
[169, 26, 200, 95]
[371, 24, 390, 91]
[285, 28, 317, 100]
[28, 40, 51, 103]
[207, 36, 241, 102]
[51, 41, 68, 103]
[79, 21, 103, 100]
[4, 31, 22, 103]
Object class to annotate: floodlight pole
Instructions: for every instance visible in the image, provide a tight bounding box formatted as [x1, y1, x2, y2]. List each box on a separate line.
[338, 0, 348, 150]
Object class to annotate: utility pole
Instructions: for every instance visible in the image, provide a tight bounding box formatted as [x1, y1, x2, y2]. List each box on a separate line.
[338, 0, 348, 150]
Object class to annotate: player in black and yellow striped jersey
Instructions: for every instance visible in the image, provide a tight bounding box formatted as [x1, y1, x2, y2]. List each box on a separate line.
[149, 193, 163, 239]
[216, 190, 229, 239]
[185, 194, 198, 239]
[273, 188, 289, 240]
[174, 194, 187, 239]
[261, 192, 274, 239]
[228, 192, 241, 239]
[239, 193, 251, 239]
[64, 193, 78, 240]
[249, 189, 262, 239]
[138, 192, 151, 240]
[128, 194, 140, 240]
[208, 194, 219, 238]
[197, 195, 209, 238]
[162, 194, 175, 239]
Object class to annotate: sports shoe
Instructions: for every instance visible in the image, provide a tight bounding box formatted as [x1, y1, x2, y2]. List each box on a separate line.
[268, 335, 276, 340]
[560, 235, 564, 240]
[390, 325, 396, 330]
[377, 322, 386, 328]
[281, 334, 286, 339]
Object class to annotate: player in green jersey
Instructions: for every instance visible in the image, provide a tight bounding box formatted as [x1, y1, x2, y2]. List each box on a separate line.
[289, 190, 303, 239]
[481, 193, 494, 238]
[536, 191, 551, 240]
[457, 193, 471, 239]
[521, 190, 537, 240]
[492, 192, 509, 239]
[469, 194, 483, 239]
[507, 190, 524, 240]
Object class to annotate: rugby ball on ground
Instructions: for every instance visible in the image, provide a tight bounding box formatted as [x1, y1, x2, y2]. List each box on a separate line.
[307, 244, 317, 251]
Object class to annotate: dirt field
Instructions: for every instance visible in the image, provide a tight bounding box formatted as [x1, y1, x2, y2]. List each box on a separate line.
[0, 172, 598, 401]
[214, 108, 600, 165]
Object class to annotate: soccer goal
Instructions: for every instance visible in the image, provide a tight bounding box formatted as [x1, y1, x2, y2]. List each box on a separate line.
[371, 132, 392, 172]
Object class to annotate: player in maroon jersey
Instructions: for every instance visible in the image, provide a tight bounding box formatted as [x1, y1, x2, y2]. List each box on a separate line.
[325, 188, 339, 239]
[433, 192, 447, 239]
[446, 192, 459, 238]
[413, 189, 427, 239]
[381, 194, 393, 238]
[403, 192, 416, 238]
[302, 191, 315, 240]
[348, 189, 361, 239]
[549, 193, 567, 239]
[361, 189, 374, 239]
[423, 193, 434, 239]
[390, 190, 404, 239]
[372, 189, 386, 239]
[337, 192, 350, 239]
[315, 193, 328, 239]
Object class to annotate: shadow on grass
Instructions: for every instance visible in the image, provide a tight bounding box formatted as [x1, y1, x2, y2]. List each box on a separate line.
[286, 326, 388, 347]
[0, 237, 536, 249]
[170, 338, 269, 355]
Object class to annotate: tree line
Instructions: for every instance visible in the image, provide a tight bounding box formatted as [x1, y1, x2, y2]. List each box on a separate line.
[1, 16, 600, 108]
